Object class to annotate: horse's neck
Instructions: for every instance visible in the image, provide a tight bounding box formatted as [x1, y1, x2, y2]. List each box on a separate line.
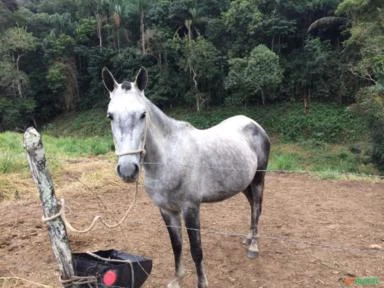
[143, 98, 186, 166]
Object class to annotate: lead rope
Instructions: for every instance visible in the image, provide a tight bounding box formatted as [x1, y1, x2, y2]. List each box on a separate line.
[41, 114, 150, 232]
[39, 116, 150, 287]
[41, 181, 138, 233]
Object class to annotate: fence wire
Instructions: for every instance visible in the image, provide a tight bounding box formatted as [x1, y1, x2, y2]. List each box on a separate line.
[5, 165, 380, 288]
[139, 161, 384, 179]
[64, 169, 384, 257]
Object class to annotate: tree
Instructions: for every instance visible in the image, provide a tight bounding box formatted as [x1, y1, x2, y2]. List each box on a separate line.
[0, 1, 14, 33]
[258, 10, 297, 54]
[0, 27, 37, 98]
[226, 44, 283, 105]
[337, 0, 384, 168]
[182, 36, 222, 111]
[222, 0, 263, 57]
[0, 23, 37, 130]
[124, 0, 154, 55]
[170, 36, 222, 111]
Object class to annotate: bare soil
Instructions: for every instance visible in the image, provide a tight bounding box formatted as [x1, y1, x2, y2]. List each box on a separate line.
[0, 157, 383, 287]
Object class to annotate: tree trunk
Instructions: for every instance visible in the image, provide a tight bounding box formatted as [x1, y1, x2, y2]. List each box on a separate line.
[185, 19, 192, 46]
[261, 89, 266, 105]
[97, 13, 103, 51]
[116, 27, 120, 51]
[16, 54, 23, 98]
[191, 67, 200, 112]
[64, 59, 80, 111]
[304, 88, 310, 114]
[196, 94, 200, 112]
[24, 128, 77, 287]
[140, 9, 146, 55]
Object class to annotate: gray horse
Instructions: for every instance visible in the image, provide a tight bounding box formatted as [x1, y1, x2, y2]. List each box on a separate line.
[102, 67, 270, 288]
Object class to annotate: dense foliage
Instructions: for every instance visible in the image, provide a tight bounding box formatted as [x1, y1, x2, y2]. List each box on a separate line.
[0, 0, 383, 168]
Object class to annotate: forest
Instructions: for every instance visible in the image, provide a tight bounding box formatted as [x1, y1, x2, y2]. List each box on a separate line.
[0, 0, 383, 168]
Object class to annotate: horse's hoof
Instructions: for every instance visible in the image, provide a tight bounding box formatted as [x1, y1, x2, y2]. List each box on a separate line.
[197, 281, 208, 288]
[247, 249, 259, 259]
[167, 279, 181, 288]
[242, 238, 251, 246]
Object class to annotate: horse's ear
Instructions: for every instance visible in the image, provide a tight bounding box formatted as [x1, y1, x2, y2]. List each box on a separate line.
[135, 67, 148, 92]
[102, 67, 118, 93]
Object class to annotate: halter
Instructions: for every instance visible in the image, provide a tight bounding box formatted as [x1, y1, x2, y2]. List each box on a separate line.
[115, 113, 149, 158]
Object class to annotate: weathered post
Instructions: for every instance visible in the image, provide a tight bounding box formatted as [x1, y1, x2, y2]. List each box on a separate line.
[24, 127, 76, 288]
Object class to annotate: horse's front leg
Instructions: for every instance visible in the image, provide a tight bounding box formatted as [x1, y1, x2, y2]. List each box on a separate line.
[160, 208, 185, 288]
[183, 205, 208, 288]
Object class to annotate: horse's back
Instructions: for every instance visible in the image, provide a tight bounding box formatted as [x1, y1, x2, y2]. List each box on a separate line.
[183, 115, 270, 202]
[205, 115, 270, 174]
[210, 115, 269, 150]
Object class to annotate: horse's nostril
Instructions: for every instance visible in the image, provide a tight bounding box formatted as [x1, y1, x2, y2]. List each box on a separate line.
[117, 163, 139, 180]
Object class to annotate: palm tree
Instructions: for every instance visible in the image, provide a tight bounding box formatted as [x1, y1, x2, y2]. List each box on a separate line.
[171, 7, 208, 111]
[124, 0, 154, 55]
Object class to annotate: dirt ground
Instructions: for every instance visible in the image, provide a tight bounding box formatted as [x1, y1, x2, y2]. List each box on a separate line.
[0, 157, 383, 288]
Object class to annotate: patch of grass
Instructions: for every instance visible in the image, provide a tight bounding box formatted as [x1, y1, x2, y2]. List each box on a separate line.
[310, 146, 359, 173]
[313, 169, 342, 180]
[44, 109, 111, 137]
[0, 152, 25, 173]
[0, 132, 26, 174]
[2, 102, 380, 179]
[51, 102, 366, 143]
[44, 135, 112, 156]
[0, 132, 113, 175]
[268, 140, 382, 178]
[268, 145, 304, 171]
[171, 102, 368, 144]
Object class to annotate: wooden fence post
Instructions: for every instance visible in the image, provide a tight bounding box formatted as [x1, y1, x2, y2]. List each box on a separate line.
[24, 127, 77, 288]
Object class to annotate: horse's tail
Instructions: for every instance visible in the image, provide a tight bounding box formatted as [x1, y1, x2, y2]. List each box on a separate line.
[257, 130, 270, 173]
[249, 120, 270, 174]
[242, 117, 271, 176]
[251, 126, 270, 220]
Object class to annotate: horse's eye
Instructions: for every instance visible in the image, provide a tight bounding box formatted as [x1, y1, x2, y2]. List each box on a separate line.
[107, 113, 113, 120]
[140, 112, 146, 120]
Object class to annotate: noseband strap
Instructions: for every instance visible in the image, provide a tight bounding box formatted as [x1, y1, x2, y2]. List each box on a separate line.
[116, 148, 146, 157]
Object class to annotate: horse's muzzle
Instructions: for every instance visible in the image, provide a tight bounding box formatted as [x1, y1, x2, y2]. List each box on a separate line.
[116, 163, 139, 183]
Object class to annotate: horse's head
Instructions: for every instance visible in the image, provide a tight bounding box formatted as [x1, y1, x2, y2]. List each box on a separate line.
[102, 67, 148, 183]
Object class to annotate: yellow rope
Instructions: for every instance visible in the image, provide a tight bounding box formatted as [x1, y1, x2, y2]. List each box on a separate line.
[42, 180, 138, 233]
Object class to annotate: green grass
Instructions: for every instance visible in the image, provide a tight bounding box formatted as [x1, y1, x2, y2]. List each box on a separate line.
[0, 131, 113, 174]
[170, 102, 368, 143]
[269, 150, 304, 171]
[2, 102, 381, 178]
[45, 102, 367, 143]
[268, 141, 381, 178]
[44, 109, 110, 137]
[0, 132, 27, 173]
[44, 135, 112, 156]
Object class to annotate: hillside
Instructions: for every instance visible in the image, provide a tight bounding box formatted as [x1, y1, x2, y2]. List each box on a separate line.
[43, 102, 379, 177]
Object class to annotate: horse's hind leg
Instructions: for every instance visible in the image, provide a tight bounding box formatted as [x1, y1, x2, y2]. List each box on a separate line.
[242, 171, 265, 258]
[160, 209, 185, 288]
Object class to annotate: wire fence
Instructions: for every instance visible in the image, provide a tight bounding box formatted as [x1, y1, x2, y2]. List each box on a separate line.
[64, 169, 384, 256]
[2, 164, 383, 288]
[139, 161, 384, 179]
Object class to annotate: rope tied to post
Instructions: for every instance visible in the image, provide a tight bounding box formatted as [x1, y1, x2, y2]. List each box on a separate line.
[41, 180, 139, 233]
[60, 275, 98, 287]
